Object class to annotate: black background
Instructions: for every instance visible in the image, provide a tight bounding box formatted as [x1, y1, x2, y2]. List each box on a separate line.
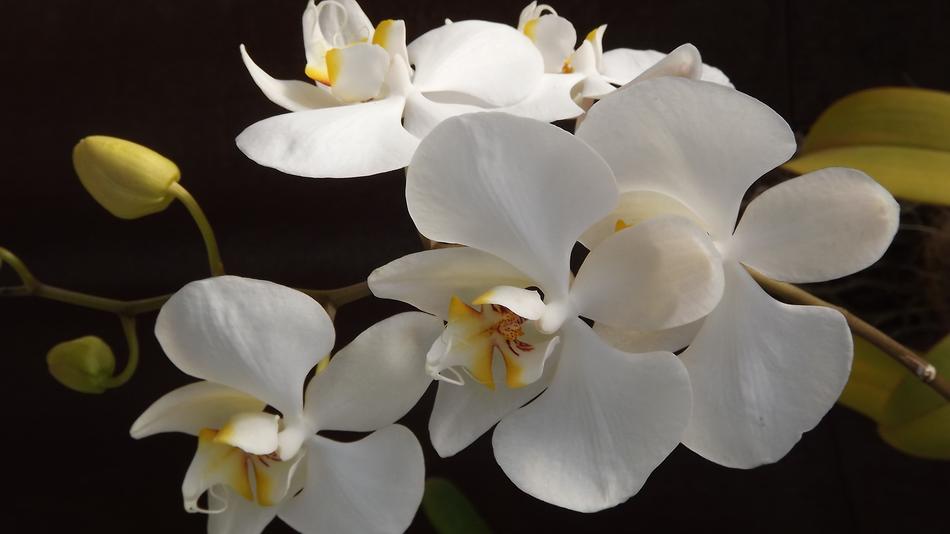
[3, 1, 949, 532]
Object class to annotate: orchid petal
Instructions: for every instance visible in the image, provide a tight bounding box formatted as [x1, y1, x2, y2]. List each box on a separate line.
[572, 216, 724, 330]
[208, 486, 280, 534]
[372, 19, 409, 67]
[326, 42, 390, 102]
[600, 47, 666, 85]
[305, 312, 443, 432]
[594, 319, 704, 353]
[473, 286, 546, 320]
[732, 168, 899, 283]
[236, 95, 417, 178]
[279, 427, 424, 534]
[680, 262, 852, 468]
[498, 72, 585, 122]
[577, 77, 796, 239]
[402, 91, 482, 139]
[154, 276, 334, 417]
[240, 45, 340, 112]
[214, 412, 280, 455]
[208, 487, 279, 534]
[409, 20, 543, 107]
[524, 14, 577, 73]
[406, 112, 617, 300]
[429, 351, 554, 457]
[130, 381, 265, 439]
[182, 429, 254, 512]
[303, 0, 374, 68]
[492, 318, 691, 512]
[579, 190, 709, 250]
[568, 41, 615, 99]
[369, 247, 534, 321]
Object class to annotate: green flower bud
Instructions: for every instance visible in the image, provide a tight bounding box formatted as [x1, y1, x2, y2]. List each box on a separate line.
[73, 135, 181, 219]
[46, 336, 117, 394]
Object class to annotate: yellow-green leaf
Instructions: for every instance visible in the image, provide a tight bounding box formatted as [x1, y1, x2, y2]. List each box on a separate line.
[801, 87, 950, 154]
[839, 336, 906, 422]
[785, 87, 950, 206]
[783, 145, 950, 205]
[877, 335, 950, 459]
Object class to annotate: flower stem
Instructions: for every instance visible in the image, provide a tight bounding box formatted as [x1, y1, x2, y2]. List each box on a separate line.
[297, 281, 371, 309]
[168, 182, 225, 276]
[104, 315, 139, 388]
[745, 266, 950, 401]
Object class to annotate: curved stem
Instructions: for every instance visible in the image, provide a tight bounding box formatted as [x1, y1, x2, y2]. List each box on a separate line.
[104, 315, 139, 388]
[297, 281, 371, 309]
[168, 182, 225, 276]
[746, 266, 950, 401]
[0, 247, 39, 290]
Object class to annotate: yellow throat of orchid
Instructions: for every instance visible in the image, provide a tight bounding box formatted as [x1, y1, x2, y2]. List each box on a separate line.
[305, 19, 397, 86]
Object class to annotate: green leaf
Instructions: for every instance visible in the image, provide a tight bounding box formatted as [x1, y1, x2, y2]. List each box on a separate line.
[422, 478, 491, 534]
[784, 87, 950, 205]
[878, 335, 950, 459]
[783, 146, 950, 205]
[838, 336, 906, 422]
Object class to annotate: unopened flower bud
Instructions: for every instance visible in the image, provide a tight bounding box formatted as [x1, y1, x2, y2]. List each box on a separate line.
[47, 336, 116, 394]
[73, 135, 181, 219]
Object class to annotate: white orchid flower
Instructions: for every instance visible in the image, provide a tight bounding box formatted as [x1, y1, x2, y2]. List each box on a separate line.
[369, 112, 729, 512]
[516, 1, 732, 101]
[576, 77, 900, 468]
[237, 0, 583, 179]
[130, 276, 442, 534]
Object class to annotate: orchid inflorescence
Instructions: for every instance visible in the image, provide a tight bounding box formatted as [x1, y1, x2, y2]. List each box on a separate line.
[8, 1, 939, 532]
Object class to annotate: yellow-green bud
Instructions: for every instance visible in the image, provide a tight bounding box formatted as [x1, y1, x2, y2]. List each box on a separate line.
[46, 336, 117, 394]
[73, 135, 181, 219]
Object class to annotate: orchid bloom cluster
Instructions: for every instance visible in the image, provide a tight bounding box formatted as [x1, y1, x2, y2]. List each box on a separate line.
[124, 1, 903, 532]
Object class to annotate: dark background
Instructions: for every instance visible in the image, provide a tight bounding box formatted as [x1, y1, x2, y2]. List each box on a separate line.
[3, 1, 948, 532]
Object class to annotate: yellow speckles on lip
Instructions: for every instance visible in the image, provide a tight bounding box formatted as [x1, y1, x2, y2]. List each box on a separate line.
[615, 218, 631, 232]
[448, 297, 496, 389]
[561, 57, 574, 74]
[372, 19, 395, 48]
[305, 62, 331, 85]
[523, 18, 540, 41]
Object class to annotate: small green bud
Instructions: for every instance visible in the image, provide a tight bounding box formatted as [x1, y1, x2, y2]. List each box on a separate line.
[73, 135, 181, 219]
[46, 336, 117, 394]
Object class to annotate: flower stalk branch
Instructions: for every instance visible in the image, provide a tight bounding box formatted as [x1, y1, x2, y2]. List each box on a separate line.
[104, 314, 140, 388]
[746, 266, 950, 401]
[167, 182, 225, 277]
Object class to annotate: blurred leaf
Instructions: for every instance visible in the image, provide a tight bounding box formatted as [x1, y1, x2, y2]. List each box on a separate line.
[422, 478, 491, 534]
[839, 336, 906, 421]
[879, 335, 950, 459]
[783, 146, 950, 205]
[784, 87, 950, 205]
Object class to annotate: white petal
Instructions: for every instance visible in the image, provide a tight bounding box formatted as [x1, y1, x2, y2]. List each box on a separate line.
[732, 167, 899, 283]
[402, 90, 482, 139]
[154, 276, 334, 417]
[594, 319, 703, 353]
[572, 216, 724, 330]
[700, 63, 733, 87]
[208, 486, 279, 534]
[497, 72, 585, 122]
[600, 47, 666, 85]
[279, 427, 424, 534]
[473, 286, 546, 320]
[236, 96, 418, 178]
[303, 0, 373, 65]
[524, 14, 577, 73]
[577, 77, 796, 239]
[130, 381, 265, 439]
[305, 312, 443, 432]
[579, 189, 709, 251]
[325, 42, 390, 102]
[492, 318, 691, 512]
[240, 45, 340, 112]
[680, 262, 852, 468]
[429, 351, 553, 457]
[406, 112, 617, 300]
[369, 247, 534, 320]
[409, 20, 543, 107]
[214, 412, 280, 455]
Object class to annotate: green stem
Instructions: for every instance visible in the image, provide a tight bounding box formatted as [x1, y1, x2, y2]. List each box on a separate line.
[298, 281, 371, 309]
[168, 182, 225, 276]
[746, 266, 950, 402]
[0, 247, 39, 290]
[104, 315, 139, 388]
